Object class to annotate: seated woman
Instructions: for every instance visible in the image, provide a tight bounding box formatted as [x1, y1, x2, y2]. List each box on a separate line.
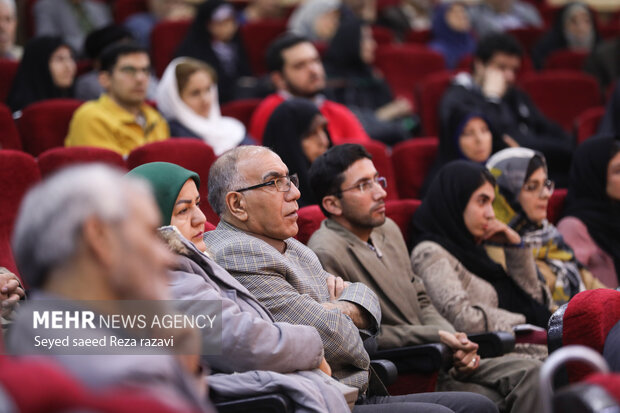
[487, 147, 607, 306]
[421, 107, 509, 197]
[175, 0, 252, 104]
[287, 0, 340, 43]
[324, 16, 415, 145]
[532, 2, 599, 70]
[263, 99, 331, 207]
[557, 137, 620, 289]
[429, 2, 476, 70]
[156, 57, 247, 155]
[410, 160, 553, 334]
[7, 36, 76, 114]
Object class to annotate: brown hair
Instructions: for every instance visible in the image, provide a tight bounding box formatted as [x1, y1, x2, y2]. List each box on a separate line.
[174, 58, 217, 95]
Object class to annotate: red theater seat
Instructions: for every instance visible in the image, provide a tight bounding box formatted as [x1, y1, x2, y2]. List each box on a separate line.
[547, 188, 567, 225]
[151, 20, 191, 78]
[0, 102, 20, 150]
[114, 0, 149, 23]
[126, 139, 219, 224]
[0, 59, 18, 103]
[417, 71, 454, 136]
[575, 106, 605, 144]
[221, 98, 262, 130]
[544, 49, 589, 71]
[240, 19, 288, 76]
[361, 140, 398, 200]
[18, 99, 84, 157]
[391, 137, 439, 199]
[37, 146, 127, 178]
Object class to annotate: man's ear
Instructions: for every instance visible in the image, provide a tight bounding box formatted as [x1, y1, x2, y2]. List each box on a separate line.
[82, 216, 116, 270]
[270, 71, 286, 91]
[322, 195, 343, 217]
[98, 71, 111, 90]
[225, 191, 249, 222]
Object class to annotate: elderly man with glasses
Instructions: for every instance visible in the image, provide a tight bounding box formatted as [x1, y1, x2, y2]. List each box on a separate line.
[203, 145, 498, 413]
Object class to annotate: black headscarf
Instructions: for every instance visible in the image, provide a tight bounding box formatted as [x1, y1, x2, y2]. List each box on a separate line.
[411, 160, 552, 327]
[564, 136, 620, 279]
[175, 0, 251, 104]
[324, 15, 373, 79]
[7, 36, 75, 113]
[531, 2, 600, 70]
[263, 99, 331, 207]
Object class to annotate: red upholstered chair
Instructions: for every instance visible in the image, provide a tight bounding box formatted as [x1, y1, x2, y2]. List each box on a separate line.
[114, 0, 149, 23]
[0, 151, 40, 279]
[240, 19, 288, 76]
[361, 140, 398, 200]
[519, 71, 601, 131]
[548, 289, 620, 382]
[575, 106, 605, 144]
[0, 59, 18, 103]
[404, 29, 432, 44]
[371, 25, 394, 45]
[220, 98, 262, 130]
[374, 45, 445, 107]
[547, 188, 567, 225]
[0, 102, 20, 150]
[37, 146, 127, 178]
[391, 137, 439, 199]
[18, 99, 84, 157]
[544, 49, 589, 71]
[295, 205, 324, 245]
[385, 199, 421, 246]
[416, 70, 454, 136]
[151, 20, 191, 78]
[507, 27, 545, 53]
[126, 139, 220, 224]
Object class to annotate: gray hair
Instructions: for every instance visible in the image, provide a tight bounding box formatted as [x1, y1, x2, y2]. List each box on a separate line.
[0, 0, 16, 16]
[207, 146, 272, 216]
[12, 164, 151, 288]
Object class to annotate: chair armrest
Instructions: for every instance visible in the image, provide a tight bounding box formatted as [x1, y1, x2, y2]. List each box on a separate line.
[371, 343, 452, 373]
[214, 393, 293, 413]
[468, 331, 516, 358]
[548, 303, 567, 354]
[370, 359, 398, 386]
[552, 383, 619, 413]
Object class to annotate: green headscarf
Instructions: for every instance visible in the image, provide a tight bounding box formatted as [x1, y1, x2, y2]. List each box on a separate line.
[127, 162, 200, 225]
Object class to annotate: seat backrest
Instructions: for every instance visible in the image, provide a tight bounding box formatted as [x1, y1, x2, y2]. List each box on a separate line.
[220, 98, 262, 130]
[151, 20, 191, 78]
[544, 49, 589, 71]
[391, 137, 439, 199]
[404, 29, 432, 44]
[416, 71, 454, 136]
[0, 151, 41, 279]
[239, 19, 288, 76]
[114, 0, 149, 23]
[547, 188, 567, 225]
[374, 45, 445, 107]
[37, 146, 127, 178]
[126, 139, 219, 224]
[295, 205, 324, 245]
[371, 25, 394, 45]
[575, 106, 606, 144]
[519, 71, 601, 131]
[0, 102, 20, 150]
[361, 140, 398, 200]
[18, 99, 84, 157]
[385, 199, 421, 246]
[507, 27, 545, 53]
[0, 59, 18, 103]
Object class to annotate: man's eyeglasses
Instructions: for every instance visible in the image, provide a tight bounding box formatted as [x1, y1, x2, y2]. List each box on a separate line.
[117, 65, 151, 77]
[523, 179, 554, 197]
[339, 176, 387, 195]
[235, 173, 299, 193]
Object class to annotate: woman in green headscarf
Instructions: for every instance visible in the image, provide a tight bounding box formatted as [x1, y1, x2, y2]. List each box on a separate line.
[486, 148, 606, 306]
[128, 161, 207, 251]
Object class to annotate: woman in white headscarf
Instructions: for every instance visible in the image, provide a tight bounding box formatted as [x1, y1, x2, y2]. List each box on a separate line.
[288, 0, 341, 42]
[156, 57, 247, 155]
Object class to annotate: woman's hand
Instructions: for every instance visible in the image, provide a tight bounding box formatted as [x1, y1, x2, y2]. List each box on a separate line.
[481, 218, 521, 245]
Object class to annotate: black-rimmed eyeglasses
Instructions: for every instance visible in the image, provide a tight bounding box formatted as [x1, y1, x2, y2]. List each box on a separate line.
[235, 173, 299, 193]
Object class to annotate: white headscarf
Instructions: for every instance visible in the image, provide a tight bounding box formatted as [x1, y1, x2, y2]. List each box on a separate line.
[156, 57, 245, 155]
[288, 0, 341, 41]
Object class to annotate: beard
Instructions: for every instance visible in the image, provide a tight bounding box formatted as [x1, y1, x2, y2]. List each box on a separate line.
[284, 78, 324, 99]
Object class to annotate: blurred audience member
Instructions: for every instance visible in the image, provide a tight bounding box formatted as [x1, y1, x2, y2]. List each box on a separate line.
[325, 16, 415, 144]
[125, 0, 196, 49]
[65, 43, 169, 156]
[377, 0, 433, 41]
[487, 148, 607, 306]
[263, 99, 331, 206]
[34, 0, 112, 56]
[470, 0, 542, 38]
[238, 0, 285, 24]
[176, 0, 253, 104]
[584, 35, 620, 90]
[0, 0, 21, 60]
[558, 137, 620, 289]
[532, 2, 599, 70]
[598, 82, 620, 136]
[429, 2, 476, 69]
[7, 36, 76, 114]
[288, 0, 341, 42]
[157, 57, 247, 155]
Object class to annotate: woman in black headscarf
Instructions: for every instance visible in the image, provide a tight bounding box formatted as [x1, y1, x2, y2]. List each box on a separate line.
[532, 2, 600, 70]
[175, 0, 252, 104]
[7, 36, 76, 114]
[410, 160, 552, 333]
[263, 99, 331, 207]
[420, 106, 508, 197]
[558, 137, 620, 288]
[324, 15, 415, 144]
